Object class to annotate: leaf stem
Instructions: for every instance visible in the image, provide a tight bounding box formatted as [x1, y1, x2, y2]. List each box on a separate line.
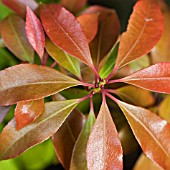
[42, 51, 49, 66]
[106, 66, 119, 81]
[90, 95, 94, 114]
[50, 61, 58, 68]
[107, 78, 123, 84]
[105, 92, 118, 104]
[105, 89, 116, 94]
[80, 81, 95, 88]
[79, 92, 94, 103]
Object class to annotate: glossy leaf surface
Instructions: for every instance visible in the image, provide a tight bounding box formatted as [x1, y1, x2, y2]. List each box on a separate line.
[0, 64, 80, 106]
[46, 38, 81, 77]
[151, 1, 170, 63]
[117, 100, 170, 169]
[77, 14, 98, 43]
[84, 6, 120, 66]
[70, 110, 95, 170]
[15, 99, 44, 130]
[26, 6, 45, 60]
[115, 85, 155, 107]
[40, 4, 93, 68]
[0, 106, 11, 123]
[1, 15, 34, 62]
[2, 0, 38, 17]
[61, 0, 87, 14]
[86, 100, 123, 170]
[52, 109, 85, 170]
[0, 99, 79, 160]
[134, 154, 163, 170]
[115, 0, 164, 68]
[99, 43, 119, 79]
[159, 95, 170, 122]
[121, 63, 170, 94]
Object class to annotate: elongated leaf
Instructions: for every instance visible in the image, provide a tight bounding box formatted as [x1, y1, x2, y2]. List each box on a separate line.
[134, 154, 163, 170]
[2, 0, 38, 17]
[61, 0, 87, 14]
[83, 6, 120, 66]
[26, 6, 45, 60]
[15, 99, 44, 130]
[46, 38, 81, 77]
[99, 43, 119, 79]
[115, 85, 155, 107]
[115, 0, 164, 69]
[77, 14, 98, 43]
[40, 4, 94, 68]
[52, 109, 85, 170]
[159, 95, 170, 122]
[86, 100, 123, 170]
[151, 1, 170, 63]
[121, 63, 170, 94]
[1, 15, 34, 62]
[0, 106, 11, 123]
[70, 110, 95, 170]
[0, 64, 80, 106]
[0, 99, 79, 160]
[117, 100, 170, 169]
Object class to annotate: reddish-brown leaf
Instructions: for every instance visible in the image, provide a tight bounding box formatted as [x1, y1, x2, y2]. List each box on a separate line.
[77, 14, 99, 43]
[0, 99, 79, 160]
[52, 109, 85, 170]
[15, 99, 44, 130]
[61, 0, 87, 14]
[83, 6, 120, 66]
[117, 100, 170, 169]
[121, 63, 170, 94]
[2, 0, 38, 17]
[26, 6, 45, 60]
[0, 64, 80, 106]
[115, 0, 164, 69]
[151, 1, 170, 63]
[1, 15, 34, 62]
[86, 100, 123, 170]
[40, 4, 94, 68]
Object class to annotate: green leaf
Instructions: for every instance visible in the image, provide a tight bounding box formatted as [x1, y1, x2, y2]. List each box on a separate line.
[70, 110, 95, 170]
[46, 38, 81, 78]
[0, 99, 79, 160]
[1, 15, 34, 62]
[99, 43, 119, 79]
[0, 64, 81, 106]
[0, 1, 13, 21]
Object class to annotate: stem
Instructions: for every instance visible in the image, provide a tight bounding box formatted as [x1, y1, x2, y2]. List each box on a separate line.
[79, 92, 94, 103]
[42, 52, 49, 66]
[50, 61, 58, 68]
[105, 89, 116, 94]
[105, 92, 118, 103]
[90, 96, 94, 113]
[106, 66, 119, 81]
[107, 79, 123, 84]
[101, 86, 106, 103]
[91, 65, 100, 79]
[80, 81, 95, 88]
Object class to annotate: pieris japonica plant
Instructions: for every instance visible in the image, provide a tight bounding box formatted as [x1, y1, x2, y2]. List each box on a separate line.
[0, 0, 170, 169]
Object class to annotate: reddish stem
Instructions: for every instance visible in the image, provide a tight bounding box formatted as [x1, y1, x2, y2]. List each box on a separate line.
[80, 81, 95, 88]
[42, 52, 49, 66]
[90, 96, 94, 113]
[107, 79, 123, 84]
[105, 92, 118, 104]
[50, 61, 58, 68]
[105, 89, 116, 94]
[106, 66, 119, 81]
[79, 92, 94, 103]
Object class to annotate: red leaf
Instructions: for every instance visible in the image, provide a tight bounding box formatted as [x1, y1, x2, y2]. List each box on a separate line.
[15, 99, 44, 130]
[121, 63, 170, 94]
[77, 13, 99, 43]
[2, 0, 38, 17]
[0, 64, 80, 106]
[117, 100, 170, 169]
[83, 6, 120, 66]
[115, 0, 164, 69]
[61, 0, 87, 14]
[86, 100, 123, 170]
[40, 4, 94, 68]
[26, 6, 45, 60]
[52, 110, 85, 169]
